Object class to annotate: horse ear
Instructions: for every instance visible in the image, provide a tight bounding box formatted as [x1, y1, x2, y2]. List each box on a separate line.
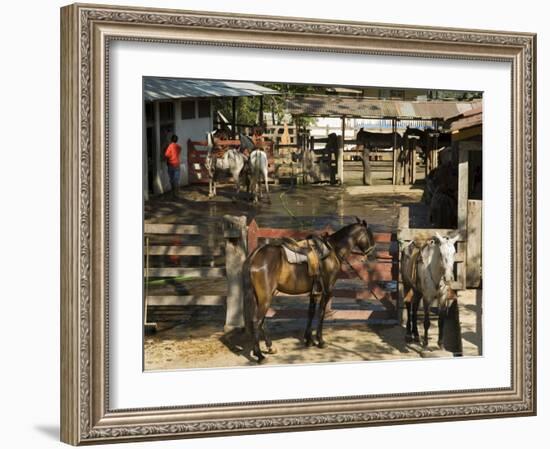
[434, 232, 444, 243]
[362, 219, 368, 228]
[355, 216, 361, 224]
[450, 234, 459, 244]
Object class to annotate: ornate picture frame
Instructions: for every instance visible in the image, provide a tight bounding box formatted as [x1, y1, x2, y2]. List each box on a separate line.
[60, 3, 536, 445]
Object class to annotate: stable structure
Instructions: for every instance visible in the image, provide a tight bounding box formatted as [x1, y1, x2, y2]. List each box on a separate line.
[143, 78, 279, 197]
[397, 103, 483, 296]
[284, 96, 480, 185]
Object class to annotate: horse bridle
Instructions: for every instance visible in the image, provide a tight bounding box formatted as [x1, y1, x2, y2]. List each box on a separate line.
[350, 245, 375, 258]
[418, 241, 455, 313]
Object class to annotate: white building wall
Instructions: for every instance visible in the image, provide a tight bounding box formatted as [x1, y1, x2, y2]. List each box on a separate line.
[148, 99, 213, 195]
[173, 100, 212, 187]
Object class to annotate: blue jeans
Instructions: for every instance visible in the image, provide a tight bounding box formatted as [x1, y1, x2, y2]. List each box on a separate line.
[167, 166, 180, 191]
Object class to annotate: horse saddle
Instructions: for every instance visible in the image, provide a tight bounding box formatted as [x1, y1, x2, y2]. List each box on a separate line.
[403, 242, 424, 302]
[281, 236, 331, 277]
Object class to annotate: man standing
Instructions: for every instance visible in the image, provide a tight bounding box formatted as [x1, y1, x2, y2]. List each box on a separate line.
[164, 134, 181, 198]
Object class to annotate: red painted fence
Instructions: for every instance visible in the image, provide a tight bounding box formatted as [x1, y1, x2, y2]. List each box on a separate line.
[187, 139, 275, 184]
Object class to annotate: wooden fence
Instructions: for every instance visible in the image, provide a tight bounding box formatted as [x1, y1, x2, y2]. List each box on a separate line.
[144, 216, 406, 330]
[144, 221, 228, 331]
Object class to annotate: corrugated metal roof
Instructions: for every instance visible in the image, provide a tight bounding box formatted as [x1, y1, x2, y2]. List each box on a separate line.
[448, 103, 483, 131]
[285, 96, 480, 120]
[144, 78, 280, 101]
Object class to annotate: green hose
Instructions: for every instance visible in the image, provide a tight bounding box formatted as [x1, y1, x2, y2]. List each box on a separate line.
[279, 187, 314, 230]
[145, 275, 195, 286]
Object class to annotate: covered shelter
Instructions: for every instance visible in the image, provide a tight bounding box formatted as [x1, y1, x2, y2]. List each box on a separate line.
[284, 95, 480, 184]
[143, 78, 279, 196]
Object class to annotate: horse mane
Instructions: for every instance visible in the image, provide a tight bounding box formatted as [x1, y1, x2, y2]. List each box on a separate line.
[329, 222, 360, 239]
[327, 223, 366, 249]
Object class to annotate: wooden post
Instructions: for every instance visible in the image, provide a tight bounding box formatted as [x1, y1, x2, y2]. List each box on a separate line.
[143, 101, 148, 202]
[410, 141, 417, 184]
[398, 206, 410, 231]
[153, 101, 162, 194]
[392, 118, 398, 185]
[396, 207, 410, 325]
[231, 97, 237, 138]
[457, 144, 469, 231]
[339, 116, 346, 184]
[456, 241, 467, 289]
[403, 138, 409, 185]
[301, 127, 307, 184]
[466, 200, 482, 288]
[223, 215, 247, 331]
[144, 236, 157, 333]
[432, 119, 439, 174]
[258, 96, 264, 127]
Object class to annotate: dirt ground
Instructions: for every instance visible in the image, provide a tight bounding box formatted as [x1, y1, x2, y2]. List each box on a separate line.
[144, 181, 427, 232]
[144, 289, 481, 370]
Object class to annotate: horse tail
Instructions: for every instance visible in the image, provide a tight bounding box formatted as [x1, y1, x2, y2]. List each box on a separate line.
[242, 246, 262, 335]
[255, 151, 261, 180]
[207, 131, 213, 150]
[248, 150, 260, 196]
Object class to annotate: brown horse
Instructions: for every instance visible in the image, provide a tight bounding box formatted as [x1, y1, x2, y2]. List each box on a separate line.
[244, 218, 377, 363]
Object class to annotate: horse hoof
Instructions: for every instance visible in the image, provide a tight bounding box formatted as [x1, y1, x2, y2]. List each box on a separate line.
[413, 336, 421, 344]
[317, 341, 326, 349]
[405, 335, 414, 343]
[305, 339, 314, 347]
[266, 346, 278, 355]
[255, 355, 266, 364]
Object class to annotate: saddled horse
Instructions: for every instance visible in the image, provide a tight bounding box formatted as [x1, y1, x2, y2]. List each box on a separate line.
[400, 233, 459, 349]
[402, 127, 427, 156]
[422, 159, 458, 228]
[357, 129, 403, 184]
[430, 187, 457, 228]
[356, 129, 403, 152]
[205, 129, 247, 199]
[244, 218, 377, 363]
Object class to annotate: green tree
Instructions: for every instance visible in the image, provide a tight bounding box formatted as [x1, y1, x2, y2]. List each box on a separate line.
[212, 83, 321, 130]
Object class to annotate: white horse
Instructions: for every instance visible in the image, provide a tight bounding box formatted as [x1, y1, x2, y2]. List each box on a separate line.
[236, 133, 270, 204]
[401, 232, 459, 348]
[249, 148, 270, 204]
[205, 131, 247, 199]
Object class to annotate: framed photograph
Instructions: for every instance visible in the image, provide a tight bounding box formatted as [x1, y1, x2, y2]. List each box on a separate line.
[60, 3, 536, 445]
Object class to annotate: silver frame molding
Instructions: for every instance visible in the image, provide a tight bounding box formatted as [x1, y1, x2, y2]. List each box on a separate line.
[60, 3, 536, 445]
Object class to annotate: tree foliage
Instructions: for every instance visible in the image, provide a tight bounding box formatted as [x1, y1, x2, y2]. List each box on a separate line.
[212, 83, 321, 128]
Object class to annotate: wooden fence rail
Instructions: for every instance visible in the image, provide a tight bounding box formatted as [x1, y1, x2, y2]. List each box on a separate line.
[143, 221, 226, 331]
